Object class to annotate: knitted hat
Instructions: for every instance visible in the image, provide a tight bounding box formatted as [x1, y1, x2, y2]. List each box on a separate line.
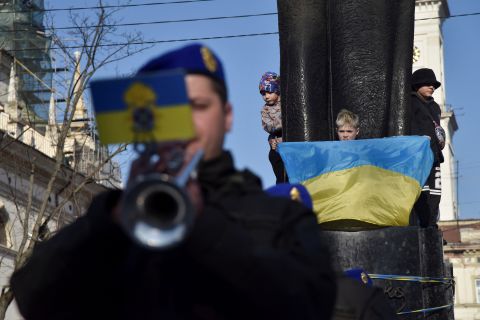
[259, 71, 280, 94]
[412, 68, 441, 90]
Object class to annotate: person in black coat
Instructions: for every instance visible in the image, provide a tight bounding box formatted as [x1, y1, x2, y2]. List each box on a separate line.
[410, 68, 446, 228]
[10, 43, 336, 320]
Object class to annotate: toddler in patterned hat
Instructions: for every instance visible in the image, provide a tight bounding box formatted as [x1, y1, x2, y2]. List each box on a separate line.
[259, 71, 287, 183]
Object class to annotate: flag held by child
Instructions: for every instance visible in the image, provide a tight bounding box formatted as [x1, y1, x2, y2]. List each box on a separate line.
[278, 136, 433, 227]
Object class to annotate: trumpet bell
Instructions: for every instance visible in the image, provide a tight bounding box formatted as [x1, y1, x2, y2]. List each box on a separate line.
[121, 173, 194, 249]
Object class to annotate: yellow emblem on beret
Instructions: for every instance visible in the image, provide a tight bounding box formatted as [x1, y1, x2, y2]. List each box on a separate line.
[201, 46, 217, 73]
[290, 187, 302, 203]
[361, 272, 369, 284]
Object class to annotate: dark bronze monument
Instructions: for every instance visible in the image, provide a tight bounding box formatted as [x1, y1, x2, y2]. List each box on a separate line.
[278, 0, 414, 141]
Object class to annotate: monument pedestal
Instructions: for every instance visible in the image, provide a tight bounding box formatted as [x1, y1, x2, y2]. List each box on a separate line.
[319, 227, 454, 319]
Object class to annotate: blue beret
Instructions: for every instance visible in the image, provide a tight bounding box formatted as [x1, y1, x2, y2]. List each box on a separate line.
[344, 268, 373, 287]
[265, 183, 313, 209]
[138, 43, 226, 85]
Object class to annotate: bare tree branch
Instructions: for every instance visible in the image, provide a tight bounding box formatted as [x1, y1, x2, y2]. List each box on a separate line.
[0, 1, 148, 316]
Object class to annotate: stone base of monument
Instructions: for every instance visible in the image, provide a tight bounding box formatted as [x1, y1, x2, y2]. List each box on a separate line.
[319, 226, 455, 319]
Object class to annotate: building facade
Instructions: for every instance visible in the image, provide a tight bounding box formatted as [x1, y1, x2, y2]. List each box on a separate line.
[441, 220, 480, 320]
[0, 1, 122, 318]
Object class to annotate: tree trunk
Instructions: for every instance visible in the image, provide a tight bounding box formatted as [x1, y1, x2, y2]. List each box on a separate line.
[0, 289, 14, 320]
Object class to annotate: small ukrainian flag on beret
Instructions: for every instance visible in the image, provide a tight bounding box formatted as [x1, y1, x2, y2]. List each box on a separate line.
[138, 43, 225, 85]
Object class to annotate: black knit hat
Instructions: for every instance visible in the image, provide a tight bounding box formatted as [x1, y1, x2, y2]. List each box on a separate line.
[412, 68, 441, 90]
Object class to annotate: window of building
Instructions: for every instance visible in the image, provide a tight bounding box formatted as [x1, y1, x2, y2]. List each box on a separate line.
[475, 279, 480, 303]
[0, 203, 8, 246]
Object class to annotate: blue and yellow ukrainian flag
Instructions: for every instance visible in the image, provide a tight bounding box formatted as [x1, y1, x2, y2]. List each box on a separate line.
[90, 70, 195, 144]
[277, 136, 433, 226]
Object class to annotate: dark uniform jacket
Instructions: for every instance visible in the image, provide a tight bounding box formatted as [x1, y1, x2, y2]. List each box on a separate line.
[410, 92, 444, 164]
[11, 151, 336, 320]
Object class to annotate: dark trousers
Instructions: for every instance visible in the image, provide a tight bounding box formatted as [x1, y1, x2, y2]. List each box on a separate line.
[410, 164, 441, 227]
[269, 149, 288, 184]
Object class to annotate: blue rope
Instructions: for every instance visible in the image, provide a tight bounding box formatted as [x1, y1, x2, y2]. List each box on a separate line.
[396, 304, 453, 315]
[369, 273, 454, 285]
[366, 273, 454, 315]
